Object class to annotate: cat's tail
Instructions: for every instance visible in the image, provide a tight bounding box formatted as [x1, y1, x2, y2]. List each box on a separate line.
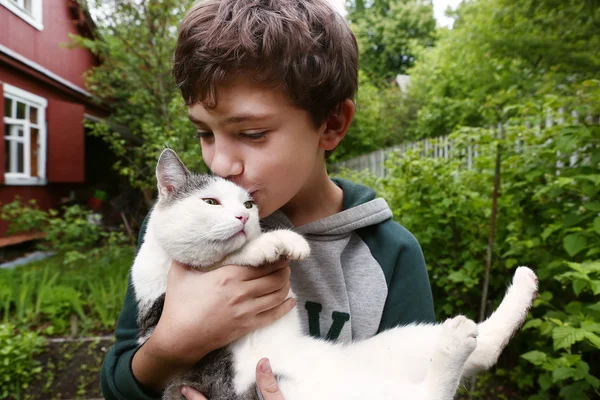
[462, 266, 538, 376]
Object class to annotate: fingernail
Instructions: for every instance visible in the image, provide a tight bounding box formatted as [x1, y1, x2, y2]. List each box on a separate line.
[291, 298, 297, 308]
[261, 358, 272, 374]
[181, 386, 189, 396]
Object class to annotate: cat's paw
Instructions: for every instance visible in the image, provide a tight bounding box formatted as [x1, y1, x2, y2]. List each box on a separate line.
[270, 230, 310, 261]
[438, 316, 478, 360]
[243, 230, 310, 265]
[512, 266, 538, 302]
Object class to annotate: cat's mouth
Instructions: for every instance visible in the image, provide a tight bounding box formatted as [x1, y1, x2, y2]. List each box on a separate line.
[234, 228, 247, 238]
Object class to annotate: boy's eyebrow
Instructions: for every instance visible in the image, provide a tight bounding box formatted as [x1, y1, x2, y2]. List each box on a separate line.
[188, 113, 276, 126]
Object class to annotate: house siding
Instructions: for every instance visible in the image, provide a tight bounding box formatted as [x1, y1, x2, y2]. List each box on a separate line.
[0, 0, 97, 89]
[0, 1, 107, 238]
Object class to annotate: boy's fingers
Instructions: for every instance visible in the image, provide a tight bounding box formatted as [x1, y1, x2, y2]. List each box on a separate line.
[244, 266, 291, 298]
[181, 386, 208, 400]
[256, 298, 296, 327]
[256, 358, 285, 399]
[240, 258, 289, 280]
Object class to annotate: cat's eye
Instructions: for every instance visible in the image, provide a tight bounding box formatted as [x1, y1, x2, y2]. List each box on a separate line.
[203, 198, 220, 206]
[243, 201, 254, 209]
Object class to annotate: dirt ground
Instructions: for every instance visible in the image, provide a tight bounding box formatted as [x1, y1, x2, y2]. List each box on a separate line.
[18, 337, 114, 400]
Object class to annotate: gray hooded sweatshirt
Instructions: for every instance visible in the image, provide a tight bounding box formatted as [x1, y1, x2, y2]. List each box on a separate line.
[262, 178, 435, 342]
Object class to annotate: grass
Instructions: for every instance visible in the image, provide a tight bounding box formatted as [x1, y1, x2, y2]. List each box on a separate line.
[0, 245, 134, 336]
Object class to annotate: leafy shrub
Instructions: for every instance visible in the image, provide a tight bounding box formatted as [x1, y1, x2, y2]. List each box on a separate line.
[337, 80, 600, 398]
[0, 201, 131, 263]
[0, 323, 46, 399]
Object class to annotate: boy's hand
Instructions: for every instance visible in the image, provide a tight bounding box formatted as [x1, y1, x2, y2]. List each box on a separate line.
[155, 258, 294, 360]
[181, 358, 284, 400]
[132, 259, 294, 391]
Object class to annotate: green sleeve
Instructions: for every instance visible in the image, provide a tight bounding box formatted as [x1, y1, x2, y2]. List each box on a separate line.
[100, 214, 161, 400]
[357, 220, 436, 331]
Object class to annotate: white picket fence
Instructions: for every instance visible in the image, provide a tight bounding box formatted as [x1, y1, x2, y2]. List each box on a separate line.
[333, 109, 598, 177]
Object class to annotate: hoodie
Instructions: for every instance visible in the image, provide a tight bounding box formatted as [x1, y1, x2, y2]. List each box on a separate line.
[100, 178, 435, 400]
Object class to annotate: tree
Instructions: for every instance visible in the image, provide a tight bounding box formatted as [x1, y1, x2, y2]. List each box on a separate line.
[72, 0, 203, 206]
[330, 71, 418, 163]
[346, 0, 437, 84]
[405, 0, 600, 139]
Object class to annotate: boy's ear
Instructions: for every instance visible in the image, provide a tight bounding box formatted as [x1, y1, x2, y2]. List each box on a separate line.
[156, 149, 190, 198]
[319, 99, 355, 151]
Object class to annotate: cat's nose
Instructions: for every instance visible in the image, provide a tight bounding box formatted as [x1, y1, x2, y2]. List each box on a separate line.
[236, 214, 248, 225]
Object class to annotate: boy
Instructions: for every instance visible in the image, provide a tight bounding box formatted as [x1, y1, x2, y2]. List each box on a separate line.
[100, 1, 435, 399]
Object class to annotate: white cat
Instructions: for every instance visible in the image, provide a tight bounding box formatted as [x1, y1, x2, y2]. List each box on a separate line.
[131, 149, 538, 400]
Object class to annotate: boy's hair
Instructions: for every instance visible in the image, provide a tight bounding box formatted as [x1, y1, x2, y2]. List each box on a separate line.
[173, 0, 358, 127]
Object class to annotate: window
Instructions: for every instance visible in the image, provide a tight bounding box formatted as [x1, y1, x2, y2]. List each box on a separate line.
[0, 0, 43, 31]
[3, 84, 47, 185]
[9, 0, 32, 14]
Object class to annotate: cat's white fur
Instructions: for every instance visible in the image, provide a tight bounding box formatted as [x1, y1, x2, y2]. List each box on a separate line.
[132, 149, 538, 400]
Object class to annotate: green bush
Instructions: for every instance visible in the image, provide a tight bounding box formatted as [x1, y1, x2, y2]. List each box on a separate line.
[0, 201, 109, 252]
[0, 323, 46, 399]
[337, 80, 600, 398]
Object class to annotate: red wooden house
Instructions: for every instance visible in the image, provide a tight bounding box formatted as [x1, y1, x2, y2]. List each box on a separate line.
[0, 0, 108, 240]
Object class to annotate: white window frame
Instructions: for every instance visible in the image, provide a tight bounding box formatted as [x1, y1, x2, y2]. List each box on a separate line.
[0, 0, 43, 31]
[3, 83, 47, 186]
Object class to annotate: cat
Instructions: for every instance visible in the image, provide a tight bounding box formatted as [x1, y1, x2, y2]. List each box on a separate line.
[131, 149, 538, 400]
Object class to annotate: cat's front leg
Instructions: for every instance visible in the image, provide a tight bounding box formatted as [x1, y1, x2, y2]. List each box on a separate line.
[219, 230, 310, 267]
[423, 316, 478, 400]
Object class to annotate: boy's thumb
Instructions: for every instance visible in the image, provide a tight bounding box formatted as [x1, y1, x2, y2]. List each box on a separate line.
[256, 358, 284, 400]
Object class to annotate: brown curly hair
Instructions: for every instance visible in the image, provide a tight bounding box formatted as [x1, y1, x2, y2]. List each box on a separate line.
[172, 0, 358, 127]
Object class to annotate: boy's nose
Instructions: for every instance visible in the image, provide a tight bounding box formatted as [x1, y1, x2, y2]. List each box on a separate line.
[209, 144, 243, 179]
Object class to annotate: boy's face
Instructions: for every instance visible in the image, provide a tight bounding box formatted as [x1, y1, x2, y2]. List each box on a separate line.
[188, 78, 327, 218]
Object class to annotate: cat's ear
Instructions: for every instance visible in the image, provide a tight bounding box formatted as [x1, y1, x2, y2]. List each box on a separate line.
[156, 149, 190, 198]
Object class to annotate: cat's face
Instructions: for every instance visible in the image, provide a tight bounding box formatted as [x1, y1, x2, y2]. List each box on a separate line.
[152, 149, 261, 266]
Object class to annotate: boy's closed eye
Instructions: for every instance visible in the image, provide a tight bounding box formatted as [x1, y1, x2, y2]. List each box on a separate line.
[196, 131, 267, 141]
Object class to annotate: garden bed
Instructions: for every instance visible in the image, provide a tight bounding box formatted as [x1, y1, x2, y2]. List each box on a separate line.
[0, 247, 133, 399]
[21, 336, 114, 400]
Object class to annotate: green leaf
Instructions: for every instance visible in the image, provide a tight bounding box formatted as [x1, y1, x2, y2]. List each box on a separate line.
[584, 202, 600, 212]
[538, 372, 553, 390]
[575, 174, 600, 186]
[559, 382, 588, 399]
[553, 326, 586, 350]
[585, 247, 600, 257]
[587, 303, 600, 312]
[523, 319, 542, 330]
[584, 332, 600, 349]
[573, 279, 588, 296]
[552, 367, 574, 383]
[573, 360, 591, 380]
[541, 224, 561, 241]
[447, 270, 471, 283]
[586, 373, 600, 389]
[565, 302, 582, 314]
[521, 350, 547, 366]
[594, 217, 600, 235]
[563, 234, 587, 257]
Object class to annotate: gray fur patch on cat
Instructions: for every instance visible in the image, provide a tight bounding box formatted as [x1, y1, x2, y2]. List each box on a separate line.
[162, 347, 260, 400]
[156, 149, 219, 208]
[137, 293, 165, 341]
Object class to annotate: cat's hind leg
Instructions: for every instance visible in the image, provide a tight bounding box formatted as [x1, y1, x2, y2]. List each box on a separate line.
[422, 316, 478, 400]
[463, 267, 538, 376]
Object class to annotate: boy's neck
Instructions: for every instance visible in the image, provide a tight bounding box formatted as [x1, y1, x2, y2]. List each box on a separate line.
[279, 166, 343, 227]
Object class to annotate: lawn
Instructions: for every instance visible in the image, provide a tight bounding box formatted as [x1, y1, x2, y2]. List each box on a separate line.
[0, 246, 133, 399]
